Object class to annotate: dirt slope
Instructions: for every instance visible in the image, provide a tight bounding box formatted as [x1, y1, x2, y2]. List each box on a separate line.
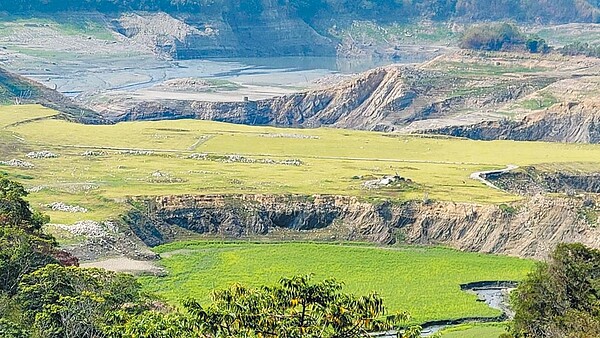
[0, 66, 105, 124]
[96, 61, 549, 131]
[125, 194, 600, 259]
[429, 99, 600, 143]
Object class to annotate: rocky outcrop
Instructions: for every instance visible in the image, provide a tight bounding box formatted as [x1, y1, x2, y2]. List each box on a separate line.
[124, 194, 600, 259]
[430, 100, 600, 143]
[113, 9, 336, 59]
[101, 65, 548, 131]
[485, 166, 600, 195]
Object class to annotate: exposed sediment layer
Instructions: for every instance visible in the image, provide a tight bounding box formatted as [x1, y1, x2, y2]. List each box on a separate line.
[125, 194, 600, 259]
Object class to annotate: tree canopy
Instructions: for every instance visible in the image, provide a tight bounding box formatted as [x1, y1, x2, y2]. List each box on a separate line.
[508, 243, 600, 337]
[3, 0, 600, 23]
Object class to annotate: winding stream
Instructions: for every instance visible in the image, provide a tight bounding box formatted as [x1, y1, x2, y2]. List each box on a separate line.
[372, 281, 517, 337]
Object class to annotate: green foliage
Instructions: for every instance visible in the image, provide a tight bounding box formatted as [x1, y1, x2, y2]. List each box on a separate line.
[459, 23, 549, 53]
[0, 176, 58, 296]
[509, 243, 600, 337]
[525, 36, 549, 53]
[0, 227, 57, 295]
[183, 274, 418, 337]
[0, 176, 48, 235]
[460, 23, 520, 51]
[499, 203, 517, 215]
[561, 41, 600, 57]
[0, 319, 27, 338]
[18, 264, 146, 338]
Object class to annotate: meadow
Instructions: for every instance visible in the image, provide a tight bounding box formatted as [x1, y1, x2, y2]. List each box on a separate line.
[2, 104, 600, 225]
[138, 241, 534, 325]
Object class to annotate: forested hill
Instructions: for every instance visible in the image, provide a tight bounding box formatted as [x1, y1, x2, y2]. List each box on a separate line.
[3, 0, 600, 23]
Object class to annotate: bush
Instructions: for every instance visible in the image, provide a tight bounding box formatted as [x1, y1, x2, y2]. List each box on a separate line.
[561, 41, 600, 58]
[508, 243, 600, 337]
[459, 23, 548, 53]
[460, 23, 524, 51]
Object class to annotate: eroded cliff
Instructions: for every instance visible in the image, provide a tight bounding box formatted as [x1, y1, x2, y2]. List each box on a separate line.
[429, 100, 600, 143]
[124, 194, 600, 259]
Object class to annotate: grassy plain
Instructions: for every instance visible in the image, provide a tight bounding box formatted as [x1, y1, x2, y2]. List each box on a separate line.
[2, 105, 600, 224]
[138, 241, 534, 324]
[439, 323, 508, 337]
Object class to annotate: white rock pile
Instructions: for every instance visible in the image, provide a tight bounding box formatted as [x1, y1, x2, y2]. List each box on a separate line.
[0, 159, 35, 168]
[47, 202, 88, 213]
[26, 151, 58, 159]
[120, 150, 154, 156]
[82, 150, 108, 157]
[363, 175, 411, 189]
[55, 220, 110, 238]
[188, 153, 208, 160]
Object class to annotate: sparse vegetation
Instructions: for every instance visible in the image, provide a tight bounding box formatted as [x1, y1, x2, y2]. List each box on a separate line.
[519, 92, 558, 110]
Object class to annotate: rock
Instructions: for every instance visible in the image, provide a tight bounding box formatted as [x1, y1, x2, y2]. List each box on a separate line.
[429, 98, 600, 143]
[124, 194, 600, 259]
[120, 150, 154, 156]
[82, 150, 107, 156]
[47, 202, 88, 213]
[113, 10, 335, 59]
[55, 220, 110, 238]
[0, 159, 35, 168]
[26, 151, 58, 159]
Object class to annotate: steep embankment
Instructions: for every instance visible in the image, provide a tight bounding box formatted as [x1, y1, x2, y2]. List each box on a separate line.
[484, 166, 600, 196]
[101, 64, 549, 131]
[124, 194, 600, 259]
[0, 67, 105, 124]
[112, 9, 335, 59]
[430, 100, 600, 143]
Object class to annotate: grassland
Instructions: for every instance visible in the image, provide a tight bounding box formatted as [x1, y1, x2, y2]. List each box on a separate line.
[138, 241, 534, 324]
[2, 105, 600, 225]
[439, 323, 508, 337]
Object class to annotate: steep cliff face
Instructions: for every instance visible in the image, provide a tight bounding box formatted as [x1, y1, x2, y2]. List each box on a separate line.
[125, 194, 600, 259]
[485, 167, 600, 196]
[430, 100, 600, 143]
[113, 8, 336, 59]
[103, 65, 546, 131]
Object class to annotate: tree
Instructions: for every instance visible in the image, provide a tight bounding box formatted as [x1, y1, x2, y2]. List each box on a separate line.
[17, 264, 146, 338]
[0, 176, 49, 236]
[184, 274, 420, 337]
[508, 243, 600, 337]
[459, 22, 524, 51]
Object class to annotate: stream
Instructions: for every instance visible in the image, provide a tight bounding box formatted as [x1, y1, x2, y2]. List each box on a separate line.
[371, 281, 518, 337]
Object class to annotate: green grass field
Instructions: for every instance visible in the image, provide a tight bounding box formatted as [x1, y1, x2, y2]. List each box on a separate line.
[138, 242, 533, 324]
[2, 105, 600, 225]
[439, 323, 508, 337]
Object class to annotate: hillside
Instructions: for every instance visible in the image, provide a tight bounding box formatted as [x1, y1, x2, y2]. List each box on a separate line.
[3, 0, 600, 60]
[0, 66, 104, 123]
[91, 51, 600, 142]
[6, 0, 600, 24]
